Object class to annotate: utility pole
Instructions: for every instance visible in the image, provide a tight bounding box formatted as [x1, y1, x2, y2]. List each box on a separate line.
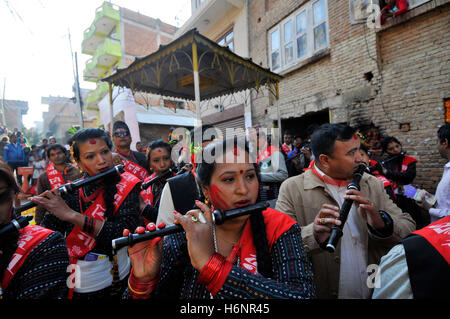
[74, 52, 84, 129]
[1, 78, 6, 127]
[68, 29, 84, 129]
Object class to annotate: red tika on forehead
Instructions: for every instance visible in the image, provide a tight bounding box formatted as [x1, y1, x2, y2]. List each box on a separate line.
[353, 134, 358, 140]
[89, 139, 97, 144]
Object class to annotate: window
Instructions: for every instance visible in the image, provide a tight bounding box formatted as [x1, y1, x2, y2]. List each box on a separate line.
[268, 0, 329, 72]
[407, 0, 432, 9]
[218, 30, 234, 52]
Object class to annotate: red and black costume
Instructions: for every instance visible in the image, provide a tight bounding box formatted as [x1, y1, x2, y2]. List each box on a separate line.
[401, 216, 450, 298]
[0, 225, 69, 299]
[41, 171, 142, 299]
[116, 149, 150, 181]
[140, 170, 176, 224]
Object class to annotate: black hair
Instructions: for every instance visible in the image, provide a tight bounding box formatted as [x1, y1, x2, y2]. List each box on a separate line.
[69, 128, 113, 162]
[306, 123, 320, 137]
[46, 143, 67, 158]
[0, 161, 21, 281]
[69, 128, 118, 219]
[196, 137, 273, 278]
[359, 143, 369, 155]
[310, 123, 356, 159]
[0, 160, 21, 196]
[381, 136, 401, 154]
[438, 123, 450, 144]
[112, 120, 130, 134]
[146, 139, 172, 169]
[157, 137, 273, 298]
[284, 130, 294, 136]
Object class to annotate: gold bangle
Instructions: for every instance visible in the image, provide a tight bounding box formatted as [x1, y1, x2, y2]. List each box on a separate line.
[127, 278, 153, 295]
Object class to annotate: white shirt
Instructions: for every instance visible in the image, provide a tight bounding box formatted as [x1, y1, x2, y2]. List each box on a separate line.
[429, 162, 450, 223]
[314, 165, 371, 299]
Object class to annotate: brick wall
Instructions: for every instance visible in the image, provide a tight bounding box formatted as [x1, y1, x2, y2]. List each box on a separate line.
[366, 3, 450, 191]
[248, 0, 449, 192]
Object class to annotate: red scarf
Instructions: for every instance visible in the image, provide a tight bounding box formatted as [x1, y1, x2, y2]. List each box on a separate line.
[66, 172, 140, 298]
[65, 172, 140, 259]
[141, 172, 158, 206]
[46, 162, 66, 189]
[390, 155, 417, 192]
[311, 164, 350, 187]
[412, 216, 450, 264]
[116, 150, 149, 181]
[1, 225, 53, 292]
[228, 208, 296, 274]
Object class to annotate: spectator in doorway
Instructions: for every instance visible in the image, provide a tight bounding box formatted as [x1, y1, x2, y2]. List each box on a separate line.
[281, 130, 294, 156]
[49, 136, 57, 144]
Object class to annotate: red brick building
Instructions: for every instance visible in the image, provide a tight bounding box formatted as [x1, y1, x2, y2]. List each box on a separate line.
[247, 0, 449, 192]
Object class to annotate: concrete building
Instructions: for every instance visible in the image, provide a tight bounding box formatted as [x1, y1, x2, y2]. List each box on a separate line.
[1, 99, 28, 131]
[247, 0, 449, 192]
[41, 89, 97, 144]
[176, 0, 253, 135]
[82, 1, 196, 149]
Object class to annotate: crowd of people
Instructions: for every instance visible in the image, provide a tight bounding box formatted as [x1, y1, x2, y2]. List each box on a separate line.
[0, 120, 448, 300]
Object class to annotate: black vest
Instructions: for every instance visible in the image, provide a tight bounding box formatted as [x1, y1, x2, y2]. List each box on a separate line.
[402, 234, 450, 299]
[167, 171, 201, 215]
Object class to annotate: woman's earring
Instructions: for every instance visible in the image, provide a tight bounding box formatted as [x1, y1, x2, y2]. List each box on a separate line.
[204, 198, 209, 206]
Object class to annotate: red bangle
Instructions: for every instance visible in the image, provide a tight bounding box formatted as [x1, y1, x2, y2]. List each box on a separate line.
[197, 253, 233, 296]
[128, 268, 159, 299]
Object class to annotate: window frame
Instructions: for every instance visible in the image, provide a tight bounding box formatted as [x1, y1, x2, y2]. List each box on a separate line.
[217, 29, 235, 52]
[268, 0, 330, 72]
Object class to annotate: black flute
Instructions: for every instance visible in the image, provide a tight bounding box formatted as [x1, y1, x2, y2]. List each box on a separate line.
[14, 164, 125, 214]
[141, 165, 192, 190]
[141, 168, 174, 190]
[380, 151, 406, 166]
[0, 215, 33, 238]
[112, 201, 270, 251]
[325, 163, 368, 253]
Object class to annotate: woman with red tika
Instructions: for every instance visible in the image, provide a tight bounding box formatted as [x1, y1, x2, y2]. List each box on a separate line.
[140, 140, 177, 224]
[31, 128, 143, 299]
[124, 137, 315, 299]
[0, 161, 69, 299]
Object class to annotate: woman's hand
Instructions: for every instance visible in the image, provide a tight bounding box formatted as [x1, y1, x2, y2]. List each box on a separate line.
[30, 190, 76, 222]
[174, 201, 215, 272]
[126, 223, 164, 283]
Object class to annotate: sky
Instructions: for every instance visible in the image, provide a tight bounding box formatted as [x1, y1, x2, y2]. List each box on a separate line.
[0, 0, 191, 129]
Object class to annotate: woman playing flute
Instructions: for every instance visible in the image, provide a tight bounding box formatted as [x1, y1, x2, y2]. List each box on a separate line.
[0, 161, 69, 299]
[124, 137, 316, 299]
[31, 128, 142, 299]
[140, 140, 176, 224]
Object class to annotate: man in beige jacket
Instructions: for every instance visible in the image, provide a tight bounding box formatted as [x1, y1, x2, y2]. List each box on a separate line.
[275, 124, 415, 299]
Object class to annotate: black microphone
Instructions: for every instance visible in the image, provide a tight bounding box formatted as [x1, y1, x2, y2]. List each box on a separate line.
[325, 163, 369, 253]
[0, 215, 33, 238]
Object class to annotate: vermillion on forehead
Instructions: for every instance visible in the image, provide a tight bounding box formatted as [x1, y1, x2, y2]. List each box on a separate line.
[89, 139, 97, 144]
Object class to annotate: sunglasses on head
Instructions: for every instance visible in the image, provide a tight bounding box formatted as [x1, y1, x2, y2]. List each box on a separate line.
[114, 131, 129, 137]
